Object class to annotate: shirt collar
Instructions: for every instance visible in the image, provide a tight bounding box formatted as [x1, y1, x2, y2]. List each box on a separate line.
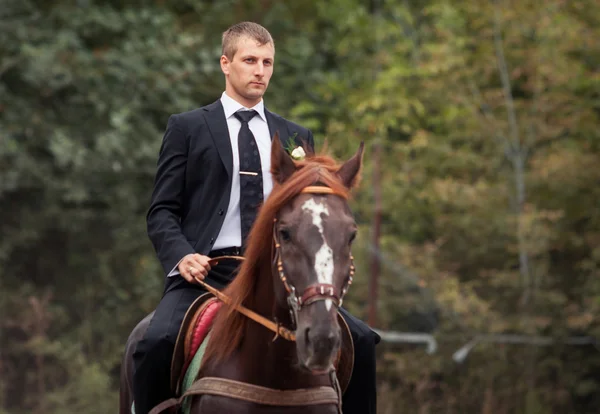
[220, 91, 266, 122]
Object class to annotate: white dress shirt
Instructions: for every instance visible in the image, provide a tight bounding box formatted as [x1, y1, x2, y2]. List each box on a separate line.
[168, 91, 273, 277]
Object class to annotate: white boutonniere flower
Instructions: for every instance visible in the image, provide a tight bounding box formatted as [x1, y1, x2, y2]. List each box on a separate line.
[290, 146, 306, 161]
[284, 133, 307, 161]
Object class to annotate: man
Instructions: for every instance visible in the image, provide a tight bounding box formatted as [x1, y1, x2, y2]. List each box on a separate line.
[133, 21, 379, 414]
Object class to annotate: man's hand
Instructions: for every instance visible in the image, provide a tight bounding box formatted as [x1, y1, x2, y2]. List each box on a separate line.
[178, 253, 212, 284]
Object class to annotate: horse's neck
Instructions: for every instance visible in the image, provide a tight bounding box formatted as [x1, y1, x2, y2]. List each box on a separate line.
[223, 264, 330, 390]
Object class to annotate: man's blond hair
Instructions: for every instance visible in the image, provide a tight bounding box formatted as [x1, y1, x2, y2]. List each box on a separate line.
[222, 22, 274, 60]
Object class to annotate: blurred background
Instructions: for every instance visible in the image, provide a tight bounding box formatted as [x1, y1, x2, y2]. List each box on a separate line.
[1, 0, 599, 413]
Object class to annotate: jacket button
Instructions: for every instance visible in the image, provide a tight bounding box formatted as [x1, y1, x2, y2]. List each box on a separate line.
[218, 209, 224, 216]
[210, 238, 215, 244]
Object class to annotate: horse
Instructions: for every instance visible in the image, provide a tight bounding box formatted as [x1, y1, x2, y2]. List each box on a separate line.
[120, 135, 364, 414]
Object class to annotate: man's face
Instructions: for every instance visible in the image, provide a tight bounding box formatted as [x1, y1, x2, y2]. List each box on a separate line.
[221, 36, 274, 107]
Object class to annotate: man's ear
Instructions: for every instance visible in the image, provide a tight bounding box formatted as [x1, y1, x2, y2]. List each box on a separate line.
[337, 142, 364, 189]
[271, 132, 297, 184]
[220, 55, 230, 75]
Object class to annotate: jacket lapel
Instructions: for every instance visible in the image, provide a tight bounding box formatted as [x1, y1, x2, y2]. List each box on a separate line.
[265, 108, 290, 147]
[203, 100, 233, 178]
[204, 102, 291, 178]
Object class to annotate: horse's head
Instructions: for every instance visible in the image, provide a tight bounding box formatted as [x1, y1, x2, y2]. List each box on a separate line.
[270, 136, 364, 374]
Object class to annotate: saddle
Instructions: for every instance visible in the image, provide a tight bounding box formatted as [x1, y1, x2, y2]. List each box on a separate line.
[170, 294, 355, 397]
[171, 292, 219, 395]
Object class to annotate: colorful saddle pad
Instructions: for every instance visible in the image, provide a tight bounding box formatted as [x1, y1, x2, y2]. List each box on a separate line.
[181, 298, 221, 380]
[170, 293, 218, 394]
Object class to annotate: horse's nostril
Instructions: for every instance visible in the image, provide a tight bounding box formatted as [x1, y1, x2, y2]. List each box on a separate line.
[325, 331, 338, 350]
[304, 328, 311, 345]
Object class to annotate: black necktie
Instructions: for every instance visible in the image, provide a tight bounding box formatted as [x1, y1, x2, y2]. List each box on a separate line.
[234, 110, 263, 247]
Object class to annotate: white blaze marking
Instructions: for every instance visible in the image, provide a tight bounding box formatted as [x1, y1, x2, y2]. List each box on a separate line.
[302, 198, 334, 311]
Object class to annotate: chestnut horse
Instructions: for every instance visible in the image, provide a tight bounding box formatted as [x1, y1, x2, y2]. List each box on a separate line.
[120, 137, 364, 414]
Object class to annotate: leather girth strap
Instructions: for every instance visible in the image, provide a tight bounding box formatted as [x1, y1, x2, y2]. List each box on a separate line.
[148, 377, 340, 414]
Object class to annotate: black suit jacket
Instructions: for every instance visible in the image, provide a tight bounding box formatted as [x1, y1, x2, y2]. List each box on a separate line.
[147, 99, 315, 277]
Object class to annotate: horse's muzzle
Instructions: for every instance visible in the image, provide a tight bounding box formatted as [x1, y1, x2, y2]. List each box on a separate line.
[299, 325, 341, 373]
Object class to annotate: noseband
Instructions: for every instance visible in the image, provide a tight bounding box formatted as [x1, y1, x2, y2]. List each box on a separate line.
[272, 185, 355, 329]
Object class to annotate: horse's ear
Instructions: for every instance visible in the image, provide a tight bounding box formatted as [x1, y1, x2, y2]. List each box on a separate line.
[303, 139, 315, 157]
[271, 132, 296, 184]
[337, 141, 364, 189]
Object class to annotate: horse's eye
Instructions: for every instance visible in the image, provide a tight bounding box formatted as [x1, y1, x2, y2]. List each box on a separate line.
[349, 231, 357, 245]
[279, 228, 291, 242]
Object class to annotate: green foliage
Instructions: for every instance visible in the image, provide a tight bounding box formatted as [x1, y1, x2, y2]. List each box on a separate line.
[1, 0, 599, 413]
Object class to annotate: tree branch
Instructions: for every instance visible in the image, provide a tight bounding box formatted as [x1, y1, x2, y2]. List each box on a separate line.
[493, 3, 521, 154]
[492, 0, 532, 306]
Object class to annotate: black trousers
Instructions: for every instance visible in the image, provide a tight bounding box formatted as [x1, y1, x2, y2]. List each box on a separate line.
[132, 259, 380, 414]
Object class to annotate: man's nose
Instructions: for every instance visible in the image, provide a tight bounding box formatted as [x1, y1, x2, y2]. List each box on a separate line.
[254, 63, 264, 76]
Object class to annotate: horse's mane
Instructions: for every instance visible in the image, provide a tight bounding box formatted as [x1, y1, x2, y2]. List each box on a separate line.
[202, 152, 352, 365]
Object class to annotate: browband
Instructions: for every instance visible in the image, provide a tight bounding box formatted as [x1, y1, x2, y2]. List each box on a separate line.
[299, 186, 347, 198]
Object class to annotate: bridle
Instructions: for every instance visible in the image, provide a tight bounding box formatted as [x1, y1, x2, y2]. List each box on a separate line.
[273, 186, 355, 330]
